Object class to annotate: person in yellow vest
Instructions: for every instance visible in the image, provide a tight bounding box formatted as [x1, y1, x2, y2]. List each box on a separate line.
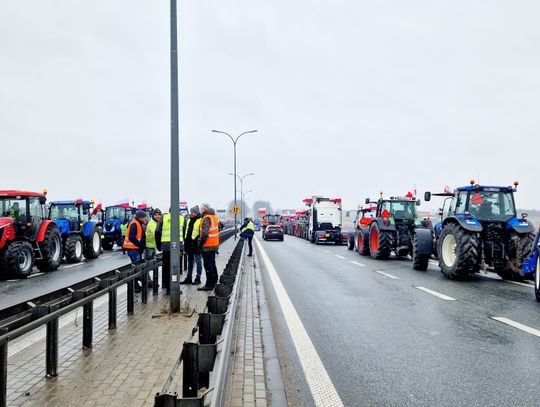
[180, 206, 203, 285]
[145, 208, 162, 260]
[120, 219, 129, 254]
[155, 209, 185, 295]
[240, 217, 255, 256]
[197, 203, 220, 291]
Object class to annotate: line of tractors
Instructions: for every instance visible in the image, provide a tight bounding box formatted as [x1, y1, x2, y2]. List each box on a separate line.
[0, 190, 151, 279]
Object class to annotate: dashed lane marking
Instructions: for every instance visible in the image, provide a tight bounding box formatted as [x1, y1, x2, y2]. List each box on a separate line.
[334, 255, 345, 259]
[349, 261, 366, 267]
[64, 262, 85, 268]
[415, 286, 456, 301]
[27, 272, 44, 279]
[491, 316, 540, 338]
[255, 237, 344, 407]
[374, 270, 399, 279]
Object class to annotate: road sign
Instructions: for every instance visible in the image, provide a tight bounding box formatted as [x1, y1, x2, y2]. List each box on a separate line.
[231, 204, 241, 215]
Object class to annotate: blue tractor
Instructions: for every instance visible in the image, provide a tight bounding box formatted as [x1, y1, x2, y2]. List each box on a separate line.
[425, 181, 535, 280]
[101, 205, 134, 250]
[523, 232, 540, 300]
[49, 200, 102, 263]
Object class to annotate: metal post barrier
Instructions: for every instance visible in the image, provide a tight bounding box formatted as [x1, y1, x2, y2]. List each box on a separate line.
[127, 279, 134, 315]
[46, 315, 59, 377]
[142, 269, 148, 305]
[182, 343, 198, 398]
[153, 266, 159, 295]
[108, 288, 117, 330]
[82, 301, 93, 349]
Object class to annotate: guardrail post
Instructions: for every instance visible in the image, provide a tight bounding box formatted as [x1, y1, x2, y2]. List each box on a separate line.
[153, 265, 159, 295]
[0, 330, 7, 407]
[182, 342, 199, 398]
[83, 302, 93, 349]
[46, 310, 59, 377]
[127, 279, 135, 315]
[109, 288, 117, 330]
[142, 268, 148, 305]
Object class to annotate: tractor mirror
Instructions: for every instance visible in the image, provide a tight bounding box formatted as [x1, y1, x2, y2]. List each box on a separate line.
[424, 192, 431, 202]
[39, 196, 47, 205]
[365, 198, 370, 204]
[522, 212, 529, 219]
[416, 199, 421, 206]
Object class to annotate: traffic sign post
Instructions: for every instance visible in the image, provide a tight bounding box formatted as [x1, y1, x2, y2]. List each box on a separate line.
[231, 204, 241, 215]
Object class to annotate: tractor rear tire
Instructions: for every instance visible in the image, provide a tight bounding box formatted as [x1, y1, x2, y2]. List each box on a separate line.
[102, 239, 114, 251]
[437, 223, 480, 279]
[84, 229, 101, 259]
[65, 235, 84, 263]
[412, 234, 429, 271]
[36, 225, 62, 272]
[357, 232, 370, 256]
[500, 232, 535, 281]
[369, 223, 391, 260]
[3, 241, 34, 278]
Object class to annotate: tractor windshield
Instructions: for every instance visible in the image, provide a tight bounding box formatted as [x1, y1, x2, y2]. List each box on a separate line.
[0, 197, 27, 220]
[106, 206, 127, 220]
[389, 201, 416, 219]
[467, 190, 516, 221]
[50, 204, 79, 220]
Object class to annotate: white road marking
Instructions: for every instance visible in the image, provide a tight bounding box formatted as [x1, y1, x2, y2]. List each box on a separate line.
[334, 255, 345, 259]
[428, 260, 438, 266]
[27, 272, 44, 279]
[491, 316, 540, 338]
[415, 286, 456, 301]
[349, 261, 366, 267]
[64, 262, 85, 268]
[324, 250, 331, 254]
[8, 286, 127, 357]
[479, 272, 534, 287]
[374, 270, 399, 279]
[507, 281, 534, 288]
[255, 238, 344, 407]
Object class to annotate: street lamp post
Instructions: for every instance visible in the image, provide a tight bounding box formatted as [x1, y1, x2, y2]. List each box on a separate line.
[169, 0, 181, 313]
[229, 172, 254, 221]
[212, 130, 258, 239]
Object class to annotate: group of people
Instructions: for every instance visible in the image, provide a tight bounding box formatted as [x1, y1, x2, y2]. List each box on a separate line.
[122, 203, 221, 293]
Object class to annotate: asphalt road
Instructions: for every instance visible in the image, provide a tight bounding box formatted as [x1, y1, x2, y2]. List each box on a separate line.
[257, 233, 540, 407]
[0, 249, 129, 310]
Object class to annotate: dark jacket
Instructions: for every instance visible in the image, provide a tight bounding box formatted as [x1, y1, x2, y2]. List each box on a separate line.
[184, 214, 201, 254]
[200, 208, 219, 252]
[240, 220, 255, 238]
[128, 219, 146, 253]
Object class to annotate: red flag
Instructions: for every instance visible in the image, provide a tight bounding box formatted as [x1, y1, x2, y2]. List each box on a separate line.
[444, 186, 452, 194]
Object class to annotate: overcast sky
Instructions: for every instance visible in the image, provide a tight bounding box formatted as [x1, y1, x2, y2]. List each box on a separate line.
[2, 1, 539, 212]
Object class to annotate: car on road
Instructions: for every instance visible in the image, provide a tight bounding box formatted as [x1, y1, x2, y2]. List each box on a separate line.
[263, 225, 284, 241]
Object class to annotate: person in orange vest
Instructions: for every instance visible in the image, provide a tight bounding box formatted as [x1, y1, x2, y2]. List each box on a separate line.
[123, 210, 148, 264]
[197, 203, 220, 291]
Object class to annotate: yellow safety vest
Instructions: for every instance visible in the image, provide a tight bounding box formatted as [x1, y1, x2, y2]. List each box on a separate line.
[161, 213, 185, 243]
[241, 221, 255, 233]
[184, 218, 201, 240]
[120, 223, 128, 236]
[146, 218, 158, 249]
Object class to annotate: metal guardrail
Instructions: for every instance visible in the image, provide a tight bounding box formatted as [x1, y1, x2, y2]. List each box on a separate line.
[154, 236, 246, 407]
[0, 229, 235, 407]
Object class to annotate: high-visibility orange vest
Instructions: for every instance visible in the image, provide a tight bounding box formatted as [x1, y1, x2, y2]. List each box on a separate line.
[123, 220, 143, 250]
[200, 214, 219, 248]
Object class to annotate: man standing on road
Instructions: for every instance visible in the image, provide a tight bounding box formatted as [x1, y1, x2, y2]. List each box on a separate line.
[123, 210, 148, 292]
[180, 206, 203, 285]
[240, 217, 255, 257]
[145, 208, 162, 260]
[197, 203, 220, 291]
[155, 208, 185, 295]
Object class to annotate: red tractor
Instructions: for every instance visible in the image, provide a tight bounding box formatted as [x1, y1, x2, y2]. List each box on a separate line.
[0, 190, 63, 278]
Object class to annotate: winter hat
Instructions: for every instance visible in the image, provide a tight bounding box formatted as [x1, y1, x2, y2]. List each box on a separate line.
[190, 205, 200, 215]
[135, 210, 147, 219]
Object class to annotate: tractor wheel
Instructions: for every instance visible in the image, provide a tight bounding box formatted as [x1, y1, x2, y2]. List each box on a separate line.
[83, 229, 101, 259]
[347, 237, 354, 250]
[437, 223, 480, 279]
[102, 239, 114, 251]
[36, 225, 62, 272]
[412, 233, 429, 271]
[65, 235, 84, 263]
[369, 223, 391, 260]
[357, 232, 370, 256]
[3, 241, 34, 278]
[535, 256, 540, 302]
[500, 232, 536, 281]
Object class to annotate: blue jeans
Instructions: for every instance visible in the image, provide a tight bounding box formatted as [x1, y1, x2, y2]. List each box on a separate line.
[187, 252, 202, 279]
[127, 249, 142, 264]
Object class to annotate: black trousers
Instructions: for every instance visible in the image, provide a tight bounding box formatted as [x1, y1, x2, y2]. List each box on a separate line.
[202, 251, 218, 287]
[162, 250, 183, 292]
[246, 236, 253, 255]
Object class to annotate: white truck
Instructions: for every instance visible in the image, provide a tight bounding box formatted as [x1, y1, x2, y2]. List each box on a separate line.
[303, 196, 349, 245]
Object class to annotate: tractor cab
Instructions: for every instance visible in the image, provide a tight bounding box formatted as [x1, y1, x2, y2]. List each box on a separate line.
[101, 205, 135, 250]
[0, 190, 48, 240]
[49, 200, 93, 234]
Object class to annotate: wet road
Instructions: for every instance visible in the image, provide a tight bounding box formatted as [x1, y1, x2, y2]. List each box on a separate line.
[256, 233, 540, 407]
[0, 249, 129, 310]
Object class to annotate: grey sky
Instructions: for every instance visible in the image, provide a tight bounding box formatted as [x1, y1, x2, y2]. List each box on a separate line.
[1, 1, 539, 212]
